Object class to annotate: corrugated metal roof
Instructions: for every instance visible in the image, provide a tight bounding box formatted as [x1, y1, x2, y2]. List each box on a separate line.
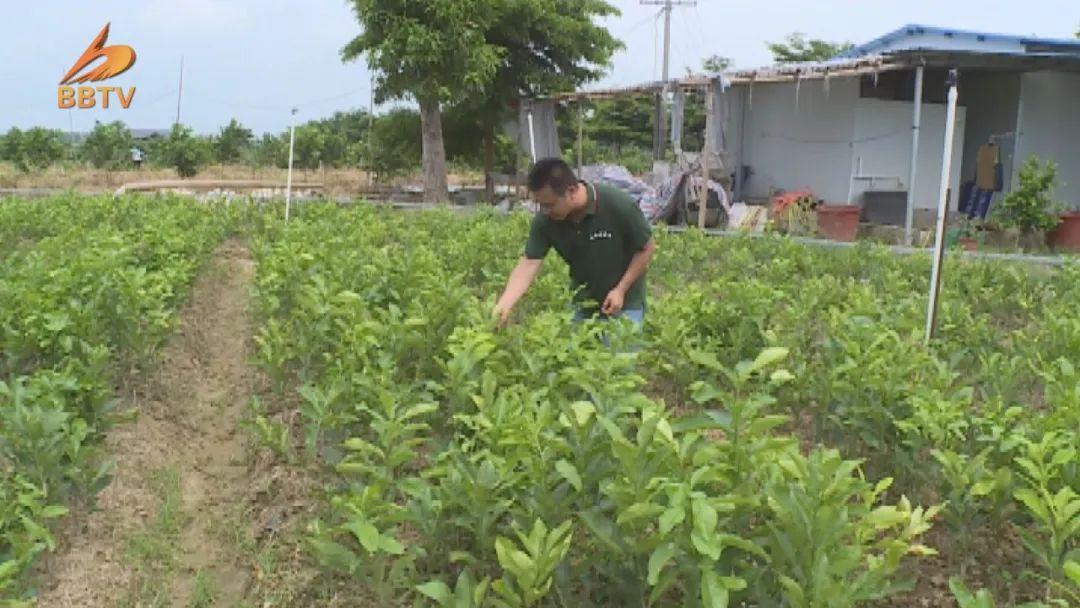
[837, 24, 1080, 59]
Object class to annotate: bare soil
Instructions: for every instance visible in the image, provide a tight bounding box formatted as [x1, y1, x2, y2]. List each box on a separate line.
[35, 240, 259, 607]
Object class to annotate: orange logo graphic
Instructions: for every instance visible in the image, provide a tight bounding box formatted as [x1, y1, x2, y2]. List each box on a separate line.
[58, 23, 137, 109]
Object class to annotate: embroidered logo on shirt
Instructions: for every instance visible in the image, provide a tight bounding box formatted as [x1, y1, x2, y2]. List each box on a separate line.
[589, 230, 613, 241]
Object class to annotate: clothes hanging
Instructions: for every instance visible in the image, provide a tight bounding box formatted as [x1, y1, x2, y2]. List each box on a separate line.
[515, 100, 561, 161]
[976, 143, 1001, 192]
[671, 88, 686, 153]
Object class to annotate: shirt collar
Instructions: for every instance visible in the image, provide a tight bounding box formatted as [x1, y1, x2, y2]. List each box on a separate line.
[583, 181, 598, 216]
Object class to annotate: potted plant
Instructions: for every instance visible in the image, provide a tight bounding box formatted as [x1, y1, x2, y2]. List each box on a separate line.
[1048, 200, 1080, 253]
[952, 217, 983, 251]
[816, 203, 862, 242]
[989, 156, 1062, 253]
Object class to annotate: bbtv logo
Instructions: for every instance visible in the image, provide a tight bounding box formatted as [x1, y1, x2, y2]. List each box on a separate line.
[58, 23, 137, 109]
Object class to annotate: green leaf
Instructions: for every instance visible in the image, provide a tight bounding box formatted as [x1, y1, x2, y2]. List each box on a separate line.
[700, 568, 730, 608]
[379, 534, 405, 555]
[647, 544, 676, 585]
[569, 401, 596, 426]
[750, 347, 789, 372]
[417, 580, 453, 605]
[343, 520, 381, 553]
[308, 538, 359, 574]
[659, 506, 685, 536]
[579, 509, 623, 554]
[0, 559, 19, 581]
[40, 505, 69, 519]
[688, 349, 722, 371]
[1063, 560, 1080, 587]
[555, 460, 583, 492]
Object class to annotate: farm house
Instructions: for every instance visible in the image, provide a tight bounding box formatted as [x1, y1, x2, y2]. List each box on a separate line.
[526, 24, 1080, 233]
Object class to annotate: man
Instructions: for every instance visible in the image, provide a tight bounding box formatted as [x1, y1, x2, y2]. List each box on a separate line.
[494, 158, 656, 328]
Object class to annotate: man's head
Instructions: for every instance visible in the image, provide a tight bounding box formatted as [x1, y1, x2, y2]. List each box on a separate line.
[528, 158, 584, 221]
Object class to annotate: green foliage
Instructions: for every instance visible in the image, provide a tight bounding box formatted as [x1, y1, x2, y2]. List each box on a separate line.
[342, 0, 504, 104]
[363, 108, 422, 177]
[993, 156, 1064, 232]
[767, 32, 854, 63]
[213, 118, 253, 165]
[159, 124, 212, 178]
[0, 194, 235, 602]
[246, 207, 952, 606]
[1, 127, 66, 172]
[701, 55, 733, 73]
[81, 121, 133, 170]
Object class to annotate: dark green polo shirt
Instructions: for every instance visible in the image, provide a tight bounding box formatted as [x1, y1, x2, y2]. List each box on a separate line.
[524, 181, 652, 314]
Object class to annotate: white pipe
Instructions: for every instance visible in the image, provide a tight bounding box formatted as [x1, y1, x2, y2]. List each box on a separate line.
[925, 70, 959, 344]
[527, 110, 537, 163]
[905, 66, 924, 246]
[285, 124, 296, 222]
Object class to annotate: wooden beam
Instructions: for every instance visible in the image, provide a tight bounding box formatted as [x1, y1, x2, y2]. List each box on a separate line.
[698, 85, 714, 229]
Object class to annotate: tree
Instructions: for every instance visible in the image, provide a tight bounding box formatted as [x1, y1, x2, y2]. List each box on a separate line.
[343, 0, 504, 202]
[214, 119, 253, 165]
[702, 55, 734, 73]
[6, 127, 65, 172]
[250, 133, 287, 169]
[450, 0, 622, 198]
[81, 121, 133, 170]
[0, 128, 22, 162]
[364, 108, 422, 178]
[159, 124, 212, 178]
[767, 32, 853, 63]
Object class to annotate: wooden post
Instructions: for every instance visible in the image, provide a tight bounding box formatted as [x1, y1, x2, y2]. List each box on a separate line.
[698, 84, 715, 229]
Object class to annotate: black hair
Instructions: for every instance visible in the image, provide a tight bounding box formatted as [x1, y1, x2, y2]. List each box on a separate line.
[527, 158, 578, 196]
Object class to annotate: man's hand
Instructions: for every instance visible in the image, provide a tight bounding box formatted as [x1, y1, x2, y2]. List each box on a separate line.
[492, 302, 513, 329]
[601, 287, 625, 316]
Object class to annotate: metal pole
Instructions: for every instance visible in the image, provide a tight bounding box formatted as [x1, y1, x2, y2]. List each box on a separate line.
[175, 56, 184, 126]
[925, 69, 959, 344]
[905, 65, 925, 246]
[367, 73, 375, 187]
[657, 0, 672, 161]
[285, 108, 297, 222]
[526, 109, 537, 163]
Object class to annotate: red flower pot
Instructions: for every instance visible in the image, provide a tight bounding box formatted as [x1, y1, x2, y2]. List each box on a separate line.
[1048, 212, 1080, 252]
[816, 205, 861, 242]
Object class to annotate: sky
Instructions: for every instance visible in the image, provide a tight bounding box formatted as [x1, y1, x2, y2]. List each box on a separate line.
[3, 0, 1078, 136]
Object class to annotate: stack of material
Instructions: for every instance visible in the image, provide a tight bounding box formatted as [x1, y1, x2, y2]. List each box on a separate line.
[579, 164, 730, 225]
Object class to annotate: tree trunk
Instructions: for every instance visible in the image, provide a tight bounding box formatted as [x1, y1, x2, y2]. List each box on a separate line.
[418, 93, 449, 203]
[483, 124, 495, 203]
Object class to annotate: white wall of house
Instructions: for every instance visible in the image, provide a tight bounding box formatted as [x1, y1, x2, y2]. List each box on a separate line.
[729, 78, 858, 204]
[1015, 71, 1080, 206]
[852, 99, 966, 210]
[727, 77, 966, 210]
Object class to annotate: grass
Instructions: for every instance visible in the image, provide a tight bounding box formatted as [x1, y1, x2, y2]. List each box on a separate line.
[188, 569, 217, 608]
[118, 467, 188, 608]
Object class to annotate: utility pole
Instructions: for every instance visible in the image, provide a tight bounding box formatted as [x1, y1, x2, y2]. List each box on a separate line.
[175, 56, 184, 126]
[642, 0, 695, 161]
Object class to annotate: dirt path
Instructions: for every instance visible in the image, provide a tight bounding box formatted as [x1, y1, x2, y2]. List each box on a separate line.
[37, 239, 257, 607]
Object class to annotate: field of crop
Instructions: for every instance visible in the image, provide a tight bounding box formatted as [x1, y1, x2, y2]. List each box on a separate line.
[1, 195, 1078, 607]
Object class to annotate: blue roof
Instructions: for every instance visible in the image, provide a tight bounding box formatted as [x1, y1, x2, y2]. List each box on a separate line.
[836, 24, 1080, 60]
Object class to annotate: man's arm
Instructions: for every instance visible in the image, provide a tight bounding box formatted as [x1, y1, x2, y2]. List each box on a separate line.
[494, 257, 544, 326]
[602, 238, 656, 315]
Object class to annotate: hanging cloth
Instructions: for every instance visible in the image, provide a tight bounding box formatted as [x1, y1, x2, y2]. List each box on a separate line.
[976, 143, 1000, 192]
[671, 88, 686, 153]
